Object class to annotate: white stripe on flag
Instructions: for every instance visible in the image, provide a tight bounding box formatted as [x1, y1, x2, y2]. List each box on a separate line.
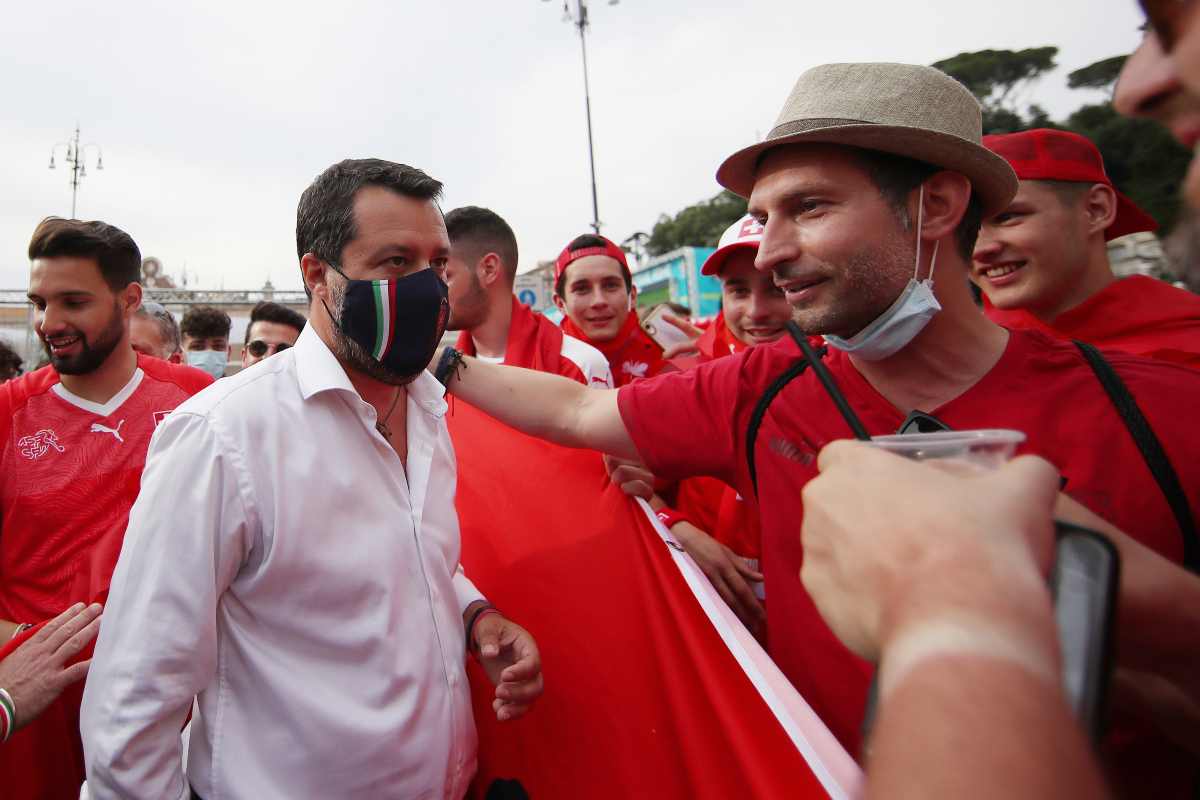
[636, 498, 864, 800]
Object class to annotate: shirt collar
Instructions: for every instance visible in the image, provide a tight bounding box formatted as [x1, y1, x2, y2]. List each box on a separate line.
[294, 324, 447, 419]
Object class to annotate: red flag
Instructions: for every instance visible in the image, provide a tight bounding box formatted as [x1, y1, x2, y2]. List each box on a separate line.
[450, 400, 859, 799]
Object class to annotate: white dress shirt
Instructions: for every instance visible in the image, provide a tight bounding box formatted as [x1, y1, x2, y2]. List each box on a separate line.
[81, 325, 483, 800]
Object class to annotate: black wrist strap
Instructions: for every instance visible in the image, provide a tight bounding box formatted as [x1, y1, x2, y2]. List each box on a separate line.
[435, 347, 466, 387]
[465, 602, 497, 651]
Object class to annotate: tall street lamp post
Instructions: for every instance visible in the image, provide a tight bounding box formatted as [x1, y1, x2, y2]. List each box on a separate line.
[545, 0, 618, 234]
[49, 124, 104, 219]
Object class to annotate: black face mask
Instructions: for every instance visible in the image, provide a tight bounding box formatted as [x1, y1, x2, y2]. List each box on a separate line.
[325, 266, 449, 380]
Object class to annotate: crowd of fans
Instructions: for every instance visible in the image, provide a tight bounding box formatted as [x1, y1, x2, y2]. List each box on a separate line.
[1, 3, 1199, 798]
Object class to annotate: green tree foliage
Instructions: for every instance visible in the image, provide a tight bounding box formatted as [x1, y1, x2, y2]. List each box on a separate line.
[1067, 56, 1128, 91]
[646, 190, 747, 256]
[932, 47, 1058, 113]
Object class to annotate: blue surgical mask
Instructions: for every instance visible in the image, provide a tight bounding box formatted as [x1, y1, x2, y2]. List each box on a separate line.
[824, 186, 942, 361]
[187, 349, 228, 379]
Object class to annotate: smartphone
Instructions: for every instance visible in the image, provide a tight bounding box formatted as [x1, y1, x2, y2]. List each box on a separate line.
[640, 305, 694, 352]
[1051, 521, 1119, 744]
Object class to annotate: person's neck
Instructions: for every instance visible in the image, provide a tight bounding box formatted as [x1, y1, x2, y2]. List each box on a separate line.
[1033, 243, 1115, 324]
[470, 290, 514, 360]
[849, 268, 1009, 415]
[59, 341, 139, 404]
[312, 313, 405, 411]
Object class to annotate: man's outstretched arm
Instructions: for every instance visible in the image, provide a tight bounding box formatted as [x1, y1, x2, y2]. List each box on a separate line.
[444, 354, 640, 461]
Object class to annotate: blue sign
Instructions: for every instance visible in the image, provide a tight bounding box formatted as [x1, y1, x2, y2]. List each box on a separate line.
[517, 289, 538, 307]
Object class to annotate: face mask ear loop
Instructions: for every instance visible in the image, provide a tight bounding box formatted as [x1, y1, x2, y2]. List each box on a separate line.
[913, 184, 925, 282]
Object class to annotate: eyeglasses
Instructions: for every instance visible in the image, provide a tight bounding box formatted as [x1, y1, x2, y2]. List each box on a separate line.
[246, 340, 291, 358]
[1141, 0, 1196, 51]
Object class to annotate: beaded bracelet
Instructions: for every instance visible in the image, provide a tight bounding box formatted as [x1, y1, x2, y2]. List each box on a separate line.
[0, 687, 16, 742]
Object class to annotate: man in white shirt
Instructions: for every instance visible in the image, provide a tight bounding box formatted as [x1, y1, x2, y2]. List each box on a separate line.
[80, 159, 544, 800]
[443, 205, 613, 387]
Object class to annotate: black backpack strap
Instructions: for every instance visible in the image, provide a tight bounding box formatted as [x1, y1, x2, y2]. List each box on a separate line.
[1074, 340, 1199, 573]
[745, 349, 821, 496]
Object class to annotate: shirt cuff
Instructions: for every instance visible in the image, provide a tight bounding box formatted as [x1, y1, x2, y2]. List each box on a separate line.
[452, 568, 486, 616]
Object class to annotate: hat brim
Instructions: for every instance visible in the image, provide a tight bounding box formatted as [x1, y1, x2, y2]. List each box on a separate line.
[1107, 190, 1159, 241]
[701, 241, 758, 276]
[716, 122, 1019, 217]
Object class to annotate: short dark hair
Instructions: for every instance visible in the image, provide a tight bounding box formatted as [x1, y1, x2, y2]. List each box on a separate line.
[246, 301, 307, 343]
[554, 234, 633, 297]
[180, 306, 232, 341]
[296, 159, 444, 296]
[445, 206, 519, 281]
[0, 339, 23, 379]
[27, 217, 142, 290]
[850, 148, 984, 261]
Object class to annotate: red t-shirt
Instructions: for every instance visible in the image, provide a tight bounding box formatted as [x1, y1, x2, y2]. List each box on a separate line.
[563, 311, 671, 387]
[0, 355, 210, 800]
[619, 329, 1200, 794]
[986, 275, 1200, 369]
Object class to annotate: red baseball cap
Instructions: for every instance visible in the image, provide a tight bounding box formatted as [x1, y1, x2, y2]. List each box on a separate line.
[554, 236, 630, 285]
[983, 129, 1158, 241]
[701, 215, 764, 276]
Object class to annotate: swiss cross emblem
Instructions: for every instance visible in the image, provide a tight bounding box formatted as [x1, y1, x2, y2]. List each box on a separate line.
[738, 218, 764, 239]
[18, 429, 66, 460]
[152, 411, 172, 427]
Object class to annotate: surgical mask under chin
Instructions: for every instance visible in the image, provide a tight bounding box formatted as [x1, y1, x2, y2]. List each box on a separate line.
[325, 266, 449, 380]
[187, 349, 228, 379]
[824, 187, 942, 361]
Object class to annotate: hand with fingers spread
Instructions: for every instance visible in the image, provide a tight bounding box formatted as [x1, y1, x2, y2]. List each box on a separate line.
[670, 521, 765, 635]
[0, 602, 102, 733]
[467, 604, 543, 722]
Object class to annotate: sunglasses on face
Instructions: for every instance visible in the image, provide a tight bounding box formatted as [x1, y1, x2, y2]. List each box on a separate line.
[246, 340, 291, 358]
[1141, 0, 1195, 51]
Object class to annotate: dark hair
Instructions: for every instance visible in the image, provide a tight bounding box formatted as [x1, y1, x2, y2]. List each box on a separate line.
[0, 339, 23, 379]
[554, 234, 633, 297]
[850, 148, 984, 261]
[445, 206, 519, 281]
[135, 302, 181, 355]
[27, 217, 142, 290]
[246, 301, 307, 343]
[180, 306, 232, 341]
[296, 159, 444, 296]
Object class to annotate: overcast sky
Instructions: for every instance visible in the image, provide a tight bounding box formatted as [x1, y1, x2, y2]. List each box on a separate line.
[0, 0, 1145, 290]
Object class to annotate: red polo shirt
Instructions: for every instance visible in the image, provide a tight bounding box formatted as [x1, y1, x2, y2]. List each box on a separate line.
[618, 328, 1200, 796]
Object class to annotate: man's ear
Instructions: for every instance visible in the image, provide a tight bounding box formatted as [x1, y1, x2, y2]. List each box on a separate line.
[628, 283, 639, 312]
[478, 252, 503, 288]
[121, 283, 143, 320]
[917, 171, 973, 243]
[1083, 184, 1118, 237]
[300, 253, 331, 303]
[553, 293, 567, 314]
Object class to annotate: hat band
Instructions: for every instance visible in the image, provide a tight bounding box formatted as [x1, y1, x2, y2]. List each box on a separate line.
[766, 117, 871, 141]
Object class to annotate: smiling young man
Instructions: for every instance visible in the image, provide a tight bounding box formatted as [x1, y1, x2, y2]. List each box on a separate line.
[437, 63, 1200, 796]
[0, 217, 211, 799]
[81, 159, 542, 800]
[974, 128, 1200, 368]
[554, 234, 669, 385]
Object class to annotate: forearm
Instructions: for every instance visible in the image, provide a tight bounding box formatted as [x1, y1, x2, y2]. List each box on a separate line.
[445, 354, 638, 459]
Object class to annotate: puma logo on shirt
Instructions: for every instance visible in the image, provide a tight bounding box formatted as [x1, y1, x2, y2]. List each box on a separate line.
[90, 420, 125, 443]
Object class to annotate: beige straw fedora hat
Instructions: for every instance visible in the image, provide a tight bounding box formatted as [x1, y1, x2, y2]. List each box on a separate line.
[716, 63, 1019, 216]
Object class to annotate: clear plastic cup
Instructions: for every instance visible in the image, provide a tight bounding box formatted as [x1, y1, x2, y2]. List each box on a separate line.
[868, 429, 1026, 471]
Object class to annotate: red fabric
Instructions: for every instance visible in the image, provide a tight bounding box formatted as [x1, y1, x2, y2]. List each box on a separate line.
[562, 311, 670, 387]
[0, 355, 210, 800]
[619, 328, 1200, 797]
[984, 275, 1200, 369]
[449, 400, 831, 799]
[455, 295, 595, 385]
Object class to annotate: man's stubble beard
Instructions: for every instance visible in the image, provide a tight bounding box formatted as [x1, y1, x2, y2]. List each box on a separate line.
[445, 273, 488, 333]
[46, 300, 126, 375]
[784, 231, 914, 339]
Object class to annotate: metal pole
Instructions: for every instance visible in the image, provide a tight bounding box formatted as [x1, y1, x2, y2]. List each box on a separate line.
[70, 124, 81, 218]
[576, 0, 601, 234]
